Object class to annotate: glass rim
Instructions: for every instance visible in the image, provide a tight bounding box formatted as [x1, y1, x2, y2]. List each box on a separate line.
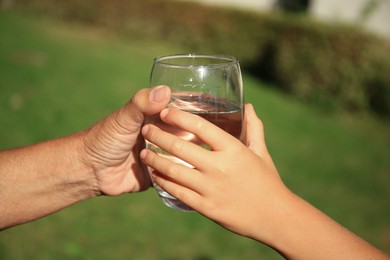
[153, 54, 239, 69]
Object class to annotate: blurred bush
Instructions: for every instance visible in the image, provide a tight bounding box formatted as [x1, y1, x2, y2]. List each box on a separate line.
[14, 0, 390, 116]
[252, 16, 390, 115]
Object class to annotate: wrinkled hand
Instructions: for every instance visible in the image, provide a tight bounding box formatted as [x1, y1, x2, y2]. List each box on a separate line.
[140, 104, 286, 238]
[82, 86, 171, 196]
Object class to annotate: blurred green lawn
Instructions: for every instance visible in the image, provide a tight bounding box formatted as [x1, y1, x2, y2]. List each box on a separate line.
[0, 10, 389, 259]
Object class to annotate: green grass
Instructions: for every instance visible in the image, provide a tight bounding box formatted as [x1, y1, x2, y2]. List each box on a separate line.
[0, 10, 389, 259]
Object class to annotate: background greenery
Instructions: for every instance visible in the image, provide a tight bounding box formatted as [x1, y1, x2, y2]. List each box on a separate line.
[15, 0, 390, 116]
[0, 4, 389, 260]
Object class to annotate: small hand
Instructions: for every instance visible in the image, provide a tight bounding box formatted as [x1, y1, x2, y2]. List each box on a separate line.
[140, 104, 285, 238]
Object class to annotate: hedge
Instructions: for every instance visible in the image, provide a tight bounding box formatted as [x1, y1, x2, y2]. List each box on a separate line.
[14, 0, 390, 116]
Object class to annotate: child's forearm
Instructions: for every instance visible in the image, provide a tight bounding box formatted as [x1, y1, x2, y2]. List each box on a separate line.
[253, 189, 388, 260]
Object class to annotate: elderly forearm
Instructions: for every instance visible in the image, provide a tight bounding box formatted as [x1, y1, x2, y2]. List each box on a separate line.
[0, 132, 97, 230]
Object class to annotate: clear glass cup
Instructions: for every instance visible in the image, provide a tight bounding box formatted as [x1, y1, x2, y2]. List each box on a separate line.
[146, 54, 244, 211]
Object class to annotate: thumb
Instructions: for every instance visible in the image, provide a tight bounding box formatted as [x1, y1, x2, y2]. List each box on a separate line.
[243, 103, 268, 156]
[131, 85, 171, 116]
[117, 86, 171, 129]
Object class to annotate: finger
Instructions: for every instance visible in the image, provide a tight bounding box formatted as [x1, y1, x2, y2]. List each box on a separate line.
[243, 104, 269, 156]
[140, 149, 204, 194]
[142, 124, 212, 171]
[151, 170, 203, 212]
[160, 108, 242, 151]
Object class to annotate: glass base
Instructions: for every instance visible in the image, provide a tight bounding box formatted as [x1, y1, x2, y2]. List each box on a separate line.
[154, 184, 194, 212]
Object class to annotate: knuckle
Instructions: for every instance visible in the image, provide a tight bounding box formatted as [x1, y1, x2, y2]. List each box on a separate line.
[174, 189, 187, 202]
[194, 119, 207, 133]
[169, 139, 184, 154]
[166, 163, 181, 178]
[202, 200, 217, 214]
[256, 117, 264, 130]
[130, 89, 145, 109]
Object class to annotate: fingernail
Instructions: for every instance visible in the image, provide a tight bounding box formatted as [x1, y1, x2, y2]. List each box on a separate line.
[141, 125, 149, 136]
[140, 149, 148, 160]
[150, 85, 169, 103]
[160, 108, 169, 118]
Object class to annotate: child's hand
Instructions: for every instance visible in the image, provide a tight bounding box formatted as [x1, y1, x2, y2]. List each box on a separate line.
[140, 104, 287, 240]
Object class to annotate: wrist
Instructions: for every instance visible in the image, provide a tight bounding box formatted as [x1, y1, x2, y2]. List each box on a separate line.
[245, 184, 296, 245]
[252, 187, 303, 257]
[67, 131, 101, 200]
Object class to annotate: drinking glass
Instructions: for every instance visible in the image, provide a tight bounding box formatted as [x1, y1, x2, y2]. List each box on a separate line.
[146, 54, 244, 211]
